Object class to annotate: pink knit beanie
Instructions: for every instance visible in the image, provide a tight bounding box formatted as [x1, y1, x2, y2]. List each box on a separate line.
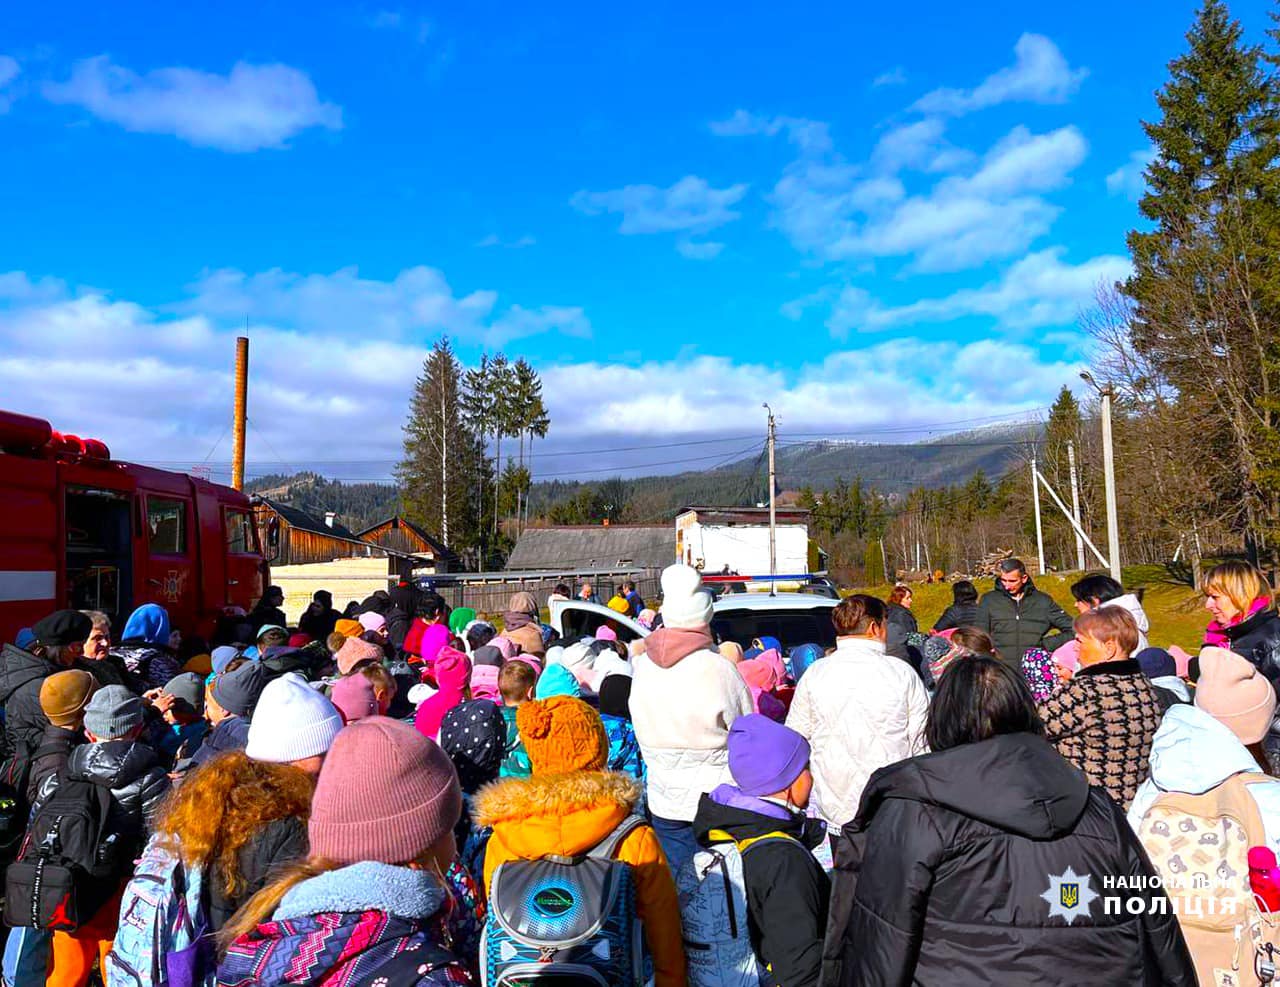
[490, 636, 517, 661]
[336, 636, 383, 676]
[309, 716, 461, 866]
[436, 647, 472, 690]
[1196, 647, 1277, 744]
[331, 674, 379, 723]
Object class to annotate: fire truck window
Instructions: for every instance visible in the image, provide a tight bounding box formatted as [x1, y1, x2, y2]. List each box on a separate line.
[147, 498, 188, 555]
[225, 511, 253, 554]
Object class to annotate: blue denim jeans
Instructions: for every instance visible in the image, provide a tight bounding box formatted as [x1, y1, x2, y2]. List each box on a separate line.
[650, 815, 697, 877]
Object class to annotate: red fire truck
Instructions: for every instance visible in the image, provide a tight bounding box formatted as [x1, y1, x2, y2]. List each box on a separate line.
[0, 409, 268, 646]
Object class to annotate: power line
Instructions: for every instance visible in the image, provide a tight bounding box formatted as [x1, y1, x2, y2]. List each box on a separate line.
[133, 407, 1053, 469]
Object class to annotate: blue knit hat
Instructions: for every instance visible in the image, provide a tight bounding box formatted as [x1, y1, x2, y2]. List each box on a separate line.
[535, 662, 581, 700]
[728, 713, 810, 797]
[1137, 647, 1176, 679]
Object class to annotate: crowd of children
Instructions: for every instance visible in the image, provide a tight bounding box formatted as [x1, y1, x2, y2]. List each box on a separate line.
[2, 557, 1280, 984]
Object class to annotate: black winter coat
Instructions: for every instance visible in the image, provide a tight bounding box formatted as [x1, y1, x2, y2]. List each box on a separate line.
[63, 739, 169, 836]
[975, 581, 1074, 662]
[824, 732, 1196, 987]
[75, 655, 138, 692]
[208, 814, 309, 932]
[297, 605, 340, 642]
[0, 643, 59, 763]
[932, 602, 980, 632]
[1224, 606, 1280, 686]
[248, 605, 288, 635]
[692, 792, 829, 987]
[1222, 606, 1280, 759]
[884, 604, 919, 664]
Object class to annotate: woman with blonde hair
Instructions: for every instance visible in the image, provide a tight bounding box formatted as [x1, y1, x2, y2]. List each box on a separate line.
[217, 718, 475, 985]
[1202, 560, 1280, 680]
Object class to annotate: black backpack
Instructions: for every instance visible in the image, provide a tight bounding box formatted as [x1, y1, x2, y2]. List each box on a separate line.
[2, 775, 120, 931]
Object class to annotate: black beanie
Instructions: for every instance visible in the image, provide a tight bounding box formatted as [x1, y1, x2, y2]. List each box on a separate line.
[598, 675, 633, 720]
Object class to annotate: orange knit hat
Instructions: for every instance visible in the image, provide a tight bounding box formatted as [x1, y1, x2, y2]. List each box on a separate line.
[516, 696, 609, 774]
[334, 618, 363, 639]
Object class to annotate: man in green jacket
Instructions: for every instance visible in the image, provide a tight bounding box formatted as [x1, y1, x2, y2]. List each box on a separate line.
[976, 559, 1074, 664]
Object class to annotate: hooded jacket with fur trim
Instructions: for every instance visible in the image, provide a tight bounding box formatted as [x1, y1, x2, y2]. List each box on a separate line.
[474, 769, 686, 987]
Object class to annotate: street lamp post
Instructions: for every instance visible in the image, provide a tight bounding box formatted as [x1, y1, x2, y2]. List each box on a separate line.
[1080, 372, 1122, 583]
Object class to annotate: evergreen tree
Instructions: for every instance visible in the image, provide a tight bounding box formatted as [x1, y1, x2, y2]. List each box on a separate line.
[397, 338, 483, 555]
[1122, 0, 1280, 545]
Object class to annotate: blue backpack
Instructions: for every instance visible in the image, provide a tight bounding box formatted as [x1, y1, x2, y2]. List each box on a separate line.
[482, 815, 646, 986]
[105, 836, 214, 987]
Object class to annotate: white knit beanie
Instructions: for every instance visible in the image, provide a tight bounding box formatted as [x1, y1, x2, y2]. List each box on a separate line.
[246, 673, 344, 764]
[659, 563, 714, 630]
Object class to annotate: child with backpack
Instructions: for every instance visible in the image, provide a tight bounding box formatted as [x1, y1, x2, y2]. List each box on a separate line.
[688, 714, 829, 987]
[439, 698, 506, 883]
[474, 695, 686, 986]
[30, 685, 169, 987]
[29, 669, 96, 803]
[216, 718, 474, 985]
[498, 659, 536, 779]
[1129, 647, 1280, 986]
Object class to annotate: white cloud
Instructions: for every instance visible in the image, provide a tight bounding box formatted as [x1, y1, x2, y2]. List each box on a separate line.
[872, 67, 907, 88]
[477, 234, 536, 249]
[825, 248, 1131, 337]
[956, 125, 1087, 196]
[872, 118, 973, 174]
[184, 265, 585, 344]
[709, 111, 831, 154]
[0, 266, 594, 469]
[913, 34, 1087, 116]
[571, 175, 748, 236]
[541, 341, 1082, 443]
[0, 269, 1086, 472]
[0, 55, 19, 112]
[675, 240, 724, 260]
[43, 56, 342, 151]
[1106, 147, 1153, 199]
[768, 120, 1089, 272]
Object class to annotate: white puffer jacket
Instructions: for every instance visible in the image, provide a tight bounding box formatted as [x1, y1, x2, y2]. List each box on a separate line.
[630, 644, 754, 822]
[786, 636, 929, 833]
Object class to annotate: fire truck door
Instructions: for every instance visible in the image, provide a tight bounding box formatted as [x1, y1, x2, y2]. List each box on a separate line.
[141, 493, 195, 627]
[64, 486, 133, 628]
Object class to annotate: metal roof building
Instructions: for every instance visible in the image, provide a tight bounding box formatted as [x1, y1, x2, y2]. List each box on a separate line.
[505, 525, 675, 571]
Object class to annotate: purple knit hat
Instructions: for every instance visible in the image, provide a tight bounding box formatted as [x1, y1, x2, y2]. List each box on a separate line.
[727, 713, 810, 797]
[309, 716, 462, 866]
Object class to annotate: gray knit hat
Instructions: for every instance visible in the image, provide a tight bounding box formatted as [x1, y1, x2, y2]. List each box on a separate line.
[83, 685, 143, 739]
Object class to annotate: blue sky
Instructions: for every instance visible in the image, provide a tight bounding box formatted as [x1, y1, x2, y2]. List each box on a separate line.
[0, 0, 1269, 481]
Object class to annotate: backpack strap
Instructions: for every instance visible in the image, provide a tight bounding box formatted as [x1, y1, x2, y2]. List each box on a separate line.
[736, 830, 804, 855]
[587, 814, 647, 861]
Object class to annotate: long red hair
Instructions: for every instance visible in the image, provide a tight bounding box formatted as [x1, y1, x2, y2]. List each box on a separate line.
[155, 751, 314, 900]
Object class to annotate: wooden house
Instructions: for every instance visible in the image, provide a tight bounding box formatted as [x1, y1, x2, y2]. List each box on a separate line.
[356, 515, 456, 572]
[253, 498, 388, 567]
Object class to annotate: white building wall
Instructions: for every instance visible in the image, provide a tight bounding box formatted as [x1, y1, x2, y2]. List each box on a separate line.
[688, 522, 809, 574]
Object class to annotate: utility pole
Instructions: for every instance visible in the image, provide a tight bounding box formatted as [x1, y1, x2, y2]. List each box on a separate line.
[1100, 387, 1121, 583]
[1067, 440, 1085, 572]
[764, 404, 777, 595]
[231, 336, 249, 491]
[439, 387, 449, 547]
[1080, 372, 1123, 583]
[1031, 454, 1046, 577]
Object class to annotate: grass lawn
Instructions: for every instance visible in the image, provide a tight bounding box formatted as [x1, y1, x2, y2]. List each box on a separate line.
[848, 564, 1209, 654]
